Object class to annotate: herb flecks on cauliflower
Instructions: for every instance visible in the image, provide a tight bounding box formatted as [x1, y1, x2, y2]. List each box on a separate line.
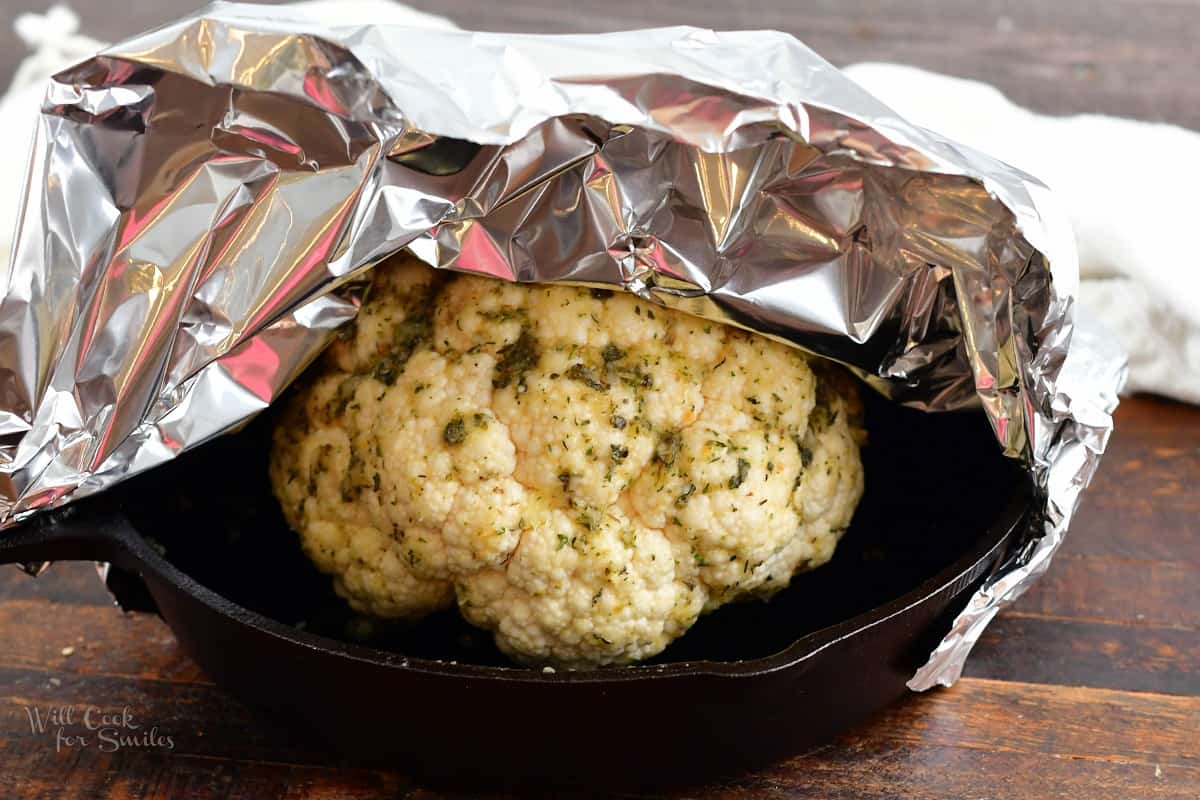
[270, 255, 866, 667]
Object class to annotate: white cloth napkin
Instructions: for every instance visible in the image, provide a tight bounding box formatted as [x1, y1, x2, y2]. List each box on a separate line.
[3, 6, 1193, 402]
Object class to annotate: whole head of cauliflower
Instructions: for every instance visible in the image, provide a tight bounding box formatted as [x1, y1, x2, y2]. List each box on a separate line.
[270, 255, 866, 667]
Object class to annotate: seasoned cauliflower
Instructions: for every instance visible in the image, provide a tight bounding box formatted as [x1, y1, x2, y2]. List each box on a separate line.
[270, 254, 866, 667]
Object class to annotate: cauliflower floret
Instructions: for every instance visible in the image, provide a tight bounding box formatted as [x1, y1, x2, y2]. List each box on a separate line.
[270, 254, 866, 667]
[456, 500, 706, 666]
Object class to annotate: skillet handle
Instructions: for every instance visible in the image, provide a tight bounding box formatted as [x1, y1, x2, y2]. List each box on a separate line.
[0, 507, 160, 613]
[0, 509, 139, 567]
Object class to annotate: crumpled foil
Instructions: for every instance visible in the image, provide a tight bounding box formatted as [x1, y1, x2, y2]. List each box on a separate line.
[0, 2, 1125, 687]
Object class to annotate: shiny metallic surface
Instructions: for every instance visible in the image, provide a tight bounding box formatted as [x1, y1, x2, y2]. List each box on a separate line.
[0, 2, 1124, 686]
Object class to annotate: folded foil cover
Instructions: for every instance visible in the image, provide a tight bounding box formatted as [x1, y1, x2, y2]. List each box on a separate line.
[0, 2, 1124, 687]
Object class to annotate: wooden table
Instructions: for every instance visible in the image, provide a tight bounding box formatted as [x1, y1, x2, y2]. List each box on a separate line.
[1, 1, 1198, 797]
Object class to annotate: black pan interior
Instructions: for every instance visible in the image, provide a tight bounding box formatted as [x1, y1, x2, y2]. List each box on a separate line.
[109, 390, 1024, 668]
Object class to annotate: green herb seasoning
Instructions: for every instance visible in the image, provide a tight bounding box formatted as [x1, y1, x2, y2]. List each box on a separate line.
[601, 344, 626, 363]
[328, 377, 361, 418]
[371, 282, 441, 386]
[728, 458, 751, 490]
[655, 430, 682, 466]
[443, 416, 468, 445]
[493, 329, 540, 390]
[675, 482, 697, 507]
[565, 362, 608, 391]
[479, 307, 526, 323]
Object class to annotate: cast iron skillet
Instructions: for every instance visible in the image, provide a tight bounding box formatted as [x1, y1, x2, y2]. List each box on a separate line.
[0, 394, 1029, 788]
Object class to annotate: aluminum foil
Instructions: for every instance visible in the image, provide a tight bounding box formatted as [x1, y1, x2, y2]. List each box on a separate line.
[0, 2, 1124, 687]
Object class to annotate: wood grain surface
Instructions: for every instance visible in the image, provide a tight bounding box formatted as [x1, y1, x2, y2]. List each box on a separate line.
[0, 1, 1198, 798]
